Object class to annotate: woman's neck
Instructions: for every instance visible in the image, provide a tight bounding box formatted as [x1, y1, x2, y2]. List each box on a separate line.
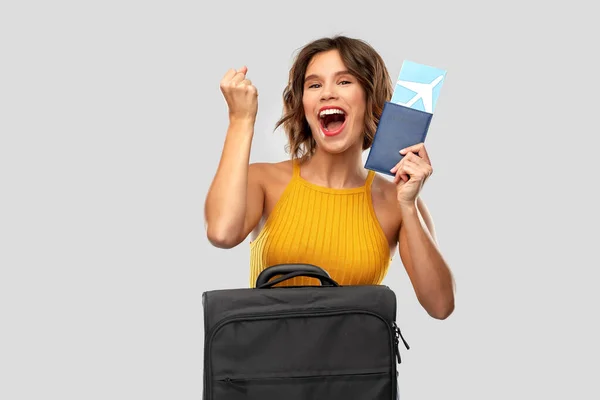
[299, 147, 368, 189]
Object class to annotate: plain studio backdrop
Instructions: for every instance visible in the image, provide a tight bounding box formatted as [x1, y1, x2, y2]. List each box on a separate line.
[1, 1, 598, 399]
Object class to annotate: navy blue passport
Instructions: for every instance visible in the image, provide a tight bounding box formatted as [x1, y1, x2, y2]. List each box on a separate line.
[364, 101, 433, 176]
[365, 60, 446, 176]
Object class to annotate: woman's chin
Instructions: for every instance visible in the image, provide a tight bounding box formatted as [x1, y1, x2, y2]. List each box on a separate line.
[316, 132, 357, 154]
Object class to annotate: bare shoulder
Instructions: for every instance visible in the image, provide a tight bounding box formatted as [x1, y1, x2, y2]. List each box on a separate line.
[249, 159, 294, 188]
[249, 160, 295, 211]
[370, 173, 399, 212]
[248, 160, 295, 239]
[369, 172, 437, 244]
[369, 173, 403, 246]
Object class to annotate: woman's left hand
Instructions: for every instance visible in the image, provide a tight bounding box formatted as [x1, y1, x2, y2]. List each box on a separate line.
[390, 143, 433, 207]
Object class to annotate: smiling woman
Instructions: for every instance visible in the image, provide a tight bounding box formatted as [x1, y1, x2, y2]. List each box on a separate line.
[276, 37, 391, 160]
[204, 35, 455, 321]
[298, 51, 367, 154]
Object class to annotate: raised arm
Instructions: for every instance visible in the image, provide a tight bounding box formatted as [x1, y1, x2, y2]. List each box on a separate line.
[391, 143, 455, 319]
[204, 67, 265, 249]
[398, 197, 455, 319]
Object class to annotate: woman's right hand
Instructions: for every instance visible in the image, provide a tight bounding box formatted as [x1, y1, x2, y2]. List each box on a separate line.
[206, 67, 264, 248]
[220, 66, 258, 123]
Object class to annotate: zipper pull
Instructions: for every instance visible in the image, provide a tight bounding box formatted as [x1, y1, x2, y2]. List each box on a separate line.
[394, 336, 401, 364]
[223, 378, 247, 392]
[393, 321, 410, 364]
[394, 321, 410, 350]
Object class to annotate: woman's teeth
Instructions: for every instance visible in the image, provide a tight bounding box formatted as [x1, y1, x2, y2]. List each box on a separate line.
[319, 108, 345, 118]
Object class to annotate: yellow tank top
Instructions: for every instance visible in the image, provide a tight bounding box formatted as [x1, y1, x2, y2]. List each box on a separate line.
[249, 159, 392, 287]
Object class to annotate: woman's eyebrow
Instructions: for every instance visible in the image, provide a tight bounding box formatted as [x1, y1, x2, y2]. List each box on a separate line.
[304, 70, 352, 81]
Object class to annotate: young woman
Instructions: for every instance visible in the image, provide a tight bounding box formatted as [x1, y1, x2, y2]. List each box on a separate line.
[204, 36, 455, 320]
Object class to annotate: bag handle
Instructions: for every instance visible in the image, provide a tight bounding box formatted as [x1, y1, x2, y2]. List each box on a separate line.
[255, 264, 340, 288]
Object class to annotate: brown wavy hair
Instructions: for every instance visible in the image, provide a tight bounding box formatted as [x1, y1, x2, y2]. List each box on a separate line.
[274, 35, 393, 159]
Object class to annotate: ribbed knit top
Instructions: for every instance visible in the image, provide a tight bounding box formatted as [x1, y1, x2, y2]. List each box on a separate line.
[249, 159, 391, 287]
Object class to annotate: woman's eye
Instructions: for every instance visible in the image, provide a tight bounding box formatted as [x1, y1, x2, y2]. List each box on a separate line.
[306, 81, 350, 89]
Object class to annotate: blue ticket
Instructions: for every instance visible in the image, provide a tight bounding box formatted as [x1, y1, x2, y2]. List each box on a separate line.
[390, 60, 447, 114]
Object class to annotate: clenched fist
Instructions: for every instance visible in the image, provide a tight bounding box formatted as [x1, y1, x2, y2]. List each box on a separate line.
[220, 66, 258, 123]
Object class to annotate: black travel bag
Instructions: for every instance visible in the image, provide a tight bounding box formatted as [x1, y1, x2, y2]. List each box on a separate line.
[201, 264, 409, 399]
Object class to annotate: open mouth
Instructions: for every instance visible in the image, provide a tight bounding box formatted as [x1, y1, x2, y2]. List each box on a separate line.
[319, 107, 347, 136]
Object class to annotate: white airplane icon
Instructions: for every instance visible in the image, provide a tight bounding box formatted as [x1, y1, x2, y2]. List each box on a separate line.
[395, 75, 444, 113]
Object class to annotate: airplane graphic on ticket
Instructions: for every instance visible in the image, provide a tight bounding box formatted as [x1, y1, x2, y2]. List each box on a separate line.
[390, 60, 447, 114]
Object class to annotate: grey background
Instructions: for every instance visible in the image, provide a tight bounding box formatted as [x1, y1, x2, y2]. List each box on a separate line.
[1, 0, 598, 399]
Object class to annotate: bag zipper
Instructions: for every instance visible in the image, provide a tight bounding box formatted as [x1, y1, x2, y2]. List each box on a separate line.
[218, 369, 390, 391]
[204, 307, 409, 399]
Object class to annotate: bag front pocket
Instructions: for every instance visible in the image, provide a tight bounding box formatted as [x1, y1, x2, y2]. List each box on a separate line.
[212, 369, 392, 400]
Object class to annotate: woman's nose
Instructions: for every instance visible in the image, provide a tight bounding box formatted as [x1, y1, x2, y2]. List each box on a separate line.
[320, 84, 338, 101]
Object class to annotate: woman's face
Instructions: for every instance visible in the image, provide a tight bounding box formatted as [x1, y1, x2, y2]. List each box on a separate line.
[302, 49, 367, 154]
